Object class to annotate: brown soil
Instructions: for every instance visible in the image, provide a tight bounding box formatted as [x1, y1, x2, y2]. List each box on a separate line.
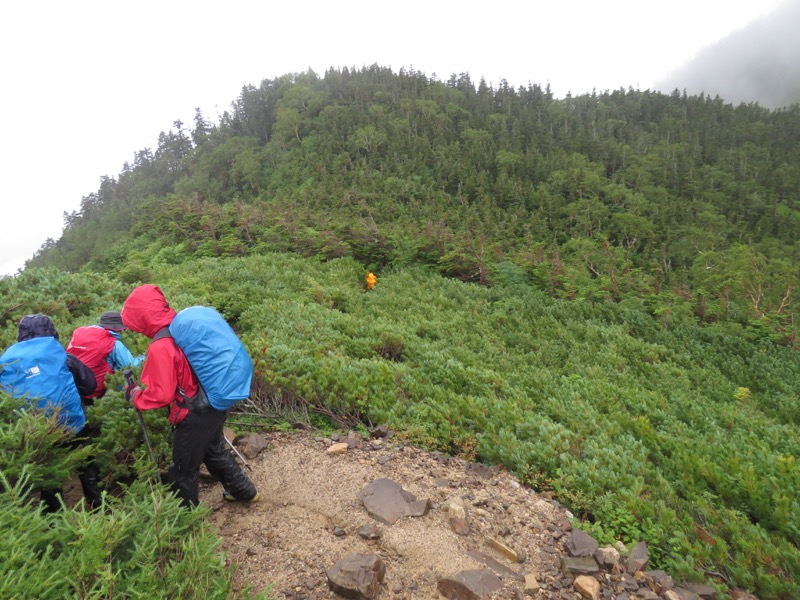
[198, 430, 575, 599]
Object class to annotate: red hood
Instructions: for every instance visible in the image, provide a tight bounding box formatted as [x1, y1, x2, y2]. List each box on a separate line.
[121, 285, 177, 338]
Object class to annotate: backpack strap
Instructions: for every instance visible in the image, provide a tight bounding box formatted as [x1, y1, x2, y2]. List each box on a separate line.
[152, 326, 212, 413]
[153, 327, 172, 341]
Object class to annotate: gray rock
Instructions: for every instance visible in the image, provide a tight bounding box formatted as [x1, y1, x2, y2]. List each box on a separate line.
[561, 556, 600, 574]
[566, 530, 600, 557]
[594, 546, 621, 569]
[360, 478, 431, 525]
[682, 582, 718, 599]
[643, 569, 674, 594]
[241, 433, 269, 459]
[557, 518, 573, 531]
[369, 424, 389, 438]
[450, 516, 471, 536]
[357, 524, 382, 540]
[626, 541, 649, 574]
[619, 573, 639, 591]
[437, 569, 503, 599]
[326, 553, 386, 599]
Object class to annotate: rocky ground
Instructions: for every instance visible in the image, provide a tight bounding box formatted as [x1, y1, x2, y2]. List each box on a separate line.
[194, 428, 743, 600]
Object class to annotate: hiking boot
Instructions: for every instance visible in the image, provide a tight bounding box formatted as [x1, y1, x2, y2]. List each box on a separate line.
[222, 490, 260, 503]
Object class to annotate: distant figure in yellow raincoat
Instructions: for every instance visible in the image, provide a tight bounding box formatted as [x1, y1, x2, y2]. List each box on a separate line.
[366, 272, 377, 290]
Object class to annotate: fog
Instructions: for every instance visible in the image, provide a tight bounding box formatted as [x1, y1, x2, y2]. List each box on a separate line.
[656, 0, 800, 108]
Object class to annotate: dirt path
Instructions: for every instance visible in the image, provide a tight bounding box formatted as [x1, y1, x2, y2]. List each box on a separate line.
[198, 431, 573, 599]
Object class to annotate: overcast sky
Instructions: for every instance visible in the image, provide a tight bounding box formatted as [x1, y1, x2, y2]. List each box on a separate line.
[655, 0, 800, 107]
[0, 0, 789, 276]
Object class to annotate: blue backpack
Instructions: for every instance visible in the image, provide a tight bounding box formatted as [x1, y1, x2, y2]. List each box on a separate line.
[0, 337, 86, 434]
[165, 306, 254, 410]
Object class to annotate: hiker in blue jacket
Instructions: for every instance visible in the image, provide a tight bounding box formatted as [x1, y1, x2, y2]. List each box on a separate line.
[0, 314, 102, 511]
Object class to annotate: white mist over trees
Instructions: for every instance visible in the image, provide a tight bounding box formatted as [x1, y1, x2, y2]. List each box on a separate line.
[656, 0, 800, 108]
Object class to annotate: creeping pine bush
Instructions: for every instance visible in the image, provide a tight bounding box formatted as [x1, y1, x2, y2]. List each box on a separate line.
[152, 254, 800, 599]
[0, 394, 90, 493]
[84, 370, 174, 484]
[0, 392, 267, 599]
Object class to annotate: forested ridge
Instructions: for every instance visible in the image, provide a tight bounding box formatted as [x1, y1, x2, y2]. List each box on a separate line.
[4, 66, 800, 599]
[33, 65, 800, 342]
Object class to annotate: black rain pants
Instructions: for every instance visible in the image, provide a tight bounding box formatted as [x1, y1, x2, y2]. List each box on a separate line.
[168, 404, 256, 508]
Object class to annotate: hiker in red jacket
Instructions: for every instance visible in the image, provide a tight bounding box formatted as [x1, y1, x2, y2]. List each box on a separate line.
[65, 311, 143, 510]
[120, 285, 258, 508]
[67, 311, 143, 400]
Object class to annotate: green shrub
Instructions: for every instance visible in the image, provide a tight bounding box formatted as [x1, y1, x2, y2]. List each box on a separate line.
[0, 391, 265, 599]
[5, 254, 800, 598]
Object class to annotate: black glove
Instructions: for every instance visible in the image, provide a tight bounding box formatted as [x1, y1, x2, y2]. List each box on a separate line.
[123, 369, 136, 402]
[125, 382, 141, 402]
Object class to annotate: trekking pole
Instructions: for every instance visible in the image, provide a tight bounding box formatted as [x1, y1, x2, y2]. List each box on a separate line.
[124, 370, 162, 485]
[224, 435, 253, 471]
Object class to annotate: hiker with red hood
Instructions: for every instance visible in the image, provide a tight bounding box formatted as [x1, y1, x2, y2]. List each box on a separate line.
[120, 285, 258, 508]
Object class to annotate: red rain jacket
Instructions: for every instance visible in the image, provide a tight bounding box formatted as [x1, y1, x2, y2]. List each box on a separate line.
[121, 285, 198, 425]
[67, 326, 116, 399]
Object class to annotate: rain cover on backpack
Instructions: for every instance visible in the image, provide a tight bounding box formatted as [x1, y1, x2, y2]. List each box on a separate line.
[0, 336, 86, 434]
[169, 306, 253, 410]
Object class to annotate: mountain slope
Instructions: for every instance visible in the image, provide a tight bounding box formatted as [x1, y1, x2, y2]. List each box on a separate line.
[656, 0, 800, 108]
